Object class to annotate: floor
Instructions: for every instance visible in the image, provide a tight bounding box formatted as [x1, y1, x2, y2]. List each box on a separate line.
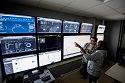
[54, 60, 116, 83]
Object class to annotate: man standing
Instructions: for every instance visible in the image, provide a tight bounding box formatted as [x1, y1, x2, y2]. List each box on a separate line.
[75, 41, 107, 83]
[81, 37, 97, 79]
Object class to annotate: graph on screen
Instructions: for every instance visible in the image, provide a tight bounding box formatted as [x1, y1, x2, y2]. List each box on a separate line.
[0, 14, 35, 34]
[63, 35, 90, 59]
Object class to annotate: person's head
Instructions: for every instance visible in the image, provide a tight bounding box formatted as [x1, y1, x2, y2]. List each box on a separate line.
[96, 41, 106, 50]
[90, 37, 98, 45]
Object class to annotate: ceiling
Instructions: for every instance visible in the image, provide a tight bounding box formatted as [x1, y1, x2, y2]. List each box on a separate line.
[4, 0, 125, 20]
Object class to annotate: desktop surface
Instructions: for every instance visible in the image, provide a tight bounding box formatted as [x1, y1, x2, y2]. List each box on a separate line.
[105, 63, 125, 83]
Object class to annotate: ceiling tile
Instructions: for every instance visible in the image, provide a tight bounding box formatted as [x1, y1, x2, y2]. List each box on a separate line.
[105, 14, 125, 20]
[67, 0, 101, 10]
[39, 1, 64, 11]
[5, 0, 40, 7]
[40, 0, 75, 6]
[59, 7, 80, 15]
[115, 7, 125, 13]
[105, 0, 125, 9]
[85, 4, 119, 16]
[75, 10, 96, 17]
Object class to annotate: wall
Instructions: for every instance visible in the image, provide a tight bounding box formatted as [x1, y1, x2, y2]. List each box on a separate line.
[104, 20, 122, 62]
[0, 1, 104, 80]
[121, 21, 125, 48]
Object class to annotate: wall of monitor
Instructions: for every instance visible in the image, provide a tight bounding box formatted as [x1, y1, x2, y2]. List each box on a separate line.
[0, 1, 105, 79]
[0, 13, 93, 76]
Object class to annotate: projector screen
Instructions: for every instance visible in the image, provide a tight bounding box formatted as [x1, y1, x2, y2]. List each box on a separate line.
[63, 35, 90, 59]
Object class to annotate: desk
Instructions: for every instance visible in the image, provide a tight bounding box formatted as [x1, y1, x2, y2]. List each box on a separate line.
[4, 69, 55, 83]
[105, 63, 125, 83]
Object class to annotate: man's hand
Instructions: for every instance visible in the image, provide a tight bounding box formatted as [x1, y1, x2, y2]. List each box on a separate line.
[75, 42, 86, 54]
[74, 42, 82, 48]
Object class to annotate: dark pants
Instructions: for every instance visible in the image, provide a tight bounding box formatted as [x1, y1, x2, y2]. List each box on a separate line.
[80, 62, 87, 78]
[88, 74, 99, 83]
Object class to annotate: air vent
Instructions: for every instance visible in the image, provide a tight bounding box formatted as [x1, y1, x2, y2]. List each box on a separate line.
[97, 0, 111, 3]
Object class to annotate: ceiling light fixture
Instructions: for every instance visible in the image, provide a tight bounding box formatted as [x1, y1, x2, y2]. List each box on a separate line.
[97, 0, 111, 3]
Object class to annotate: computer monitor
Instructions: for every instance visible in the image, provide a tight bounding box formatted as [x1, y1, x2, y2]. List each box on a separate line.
[80, 23, 93, 33]
[38, 35, 62, 51]
[3, 54, 38, 75]
[63, 20, 80, 33]
[37, 17, 62, 33]
[0, 36, 36, 55]
[38, 50, 61, 66]
[63, 35, 90, 59]
[97, 25, 106, 33]
[97, 34, 104, 41]
[0, 13, 35, 34]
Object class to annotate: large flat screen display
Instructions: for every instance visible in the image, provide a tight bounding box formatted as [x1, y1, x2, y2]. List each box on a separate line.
[63, 20, 80, 33]
[3, 54, 38, 75]
[0, 14, 35, 34]
[97, 25, 106, 33]
[80, 23, 93, 33]
[0, 36, 36, 55]
[38, 35, 62, 51]
[37, 17, 62, 33]
[63, 35, 90, 59]
[39, 50, 61, 66]
[97, 34, 104, 41]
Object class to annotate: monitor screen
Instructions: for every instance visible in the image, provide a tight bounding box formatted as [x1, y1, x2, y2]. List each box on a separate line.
[38, 35, 62, 51]
[97, 34, 104, 41]
[63, 35, 90, 59]
[80, 23, 93, 33]
[0, 36, 36, 55]
[97, 25, 106, 33]
[37, 17, 62, 33]
[3, 54, 38, 75]
[39, 50, 61, 66]
[0, 13, 35, 34]
[63, 20, 80, 33]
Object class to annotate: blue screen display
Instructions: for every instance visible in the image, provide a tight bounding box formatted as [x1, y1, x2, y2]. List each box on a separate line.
[0, 36, 36, 55]
[0, 14, 35, 34]
[80, 23, 93, 33]
[63, 20, 80, 33]
[37, 17, 62, 33]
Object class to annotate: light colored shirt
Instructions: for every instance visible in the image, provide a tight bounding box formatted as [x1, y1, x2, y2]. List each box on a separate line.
[83, 50, 107, 77]
[82, 43, 96, 63]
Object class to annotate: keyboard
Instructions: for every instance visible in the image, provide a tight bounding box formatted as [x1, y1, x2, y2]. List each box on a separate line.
[24, 74, 40, 83]
[41, 75, 51, 82]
